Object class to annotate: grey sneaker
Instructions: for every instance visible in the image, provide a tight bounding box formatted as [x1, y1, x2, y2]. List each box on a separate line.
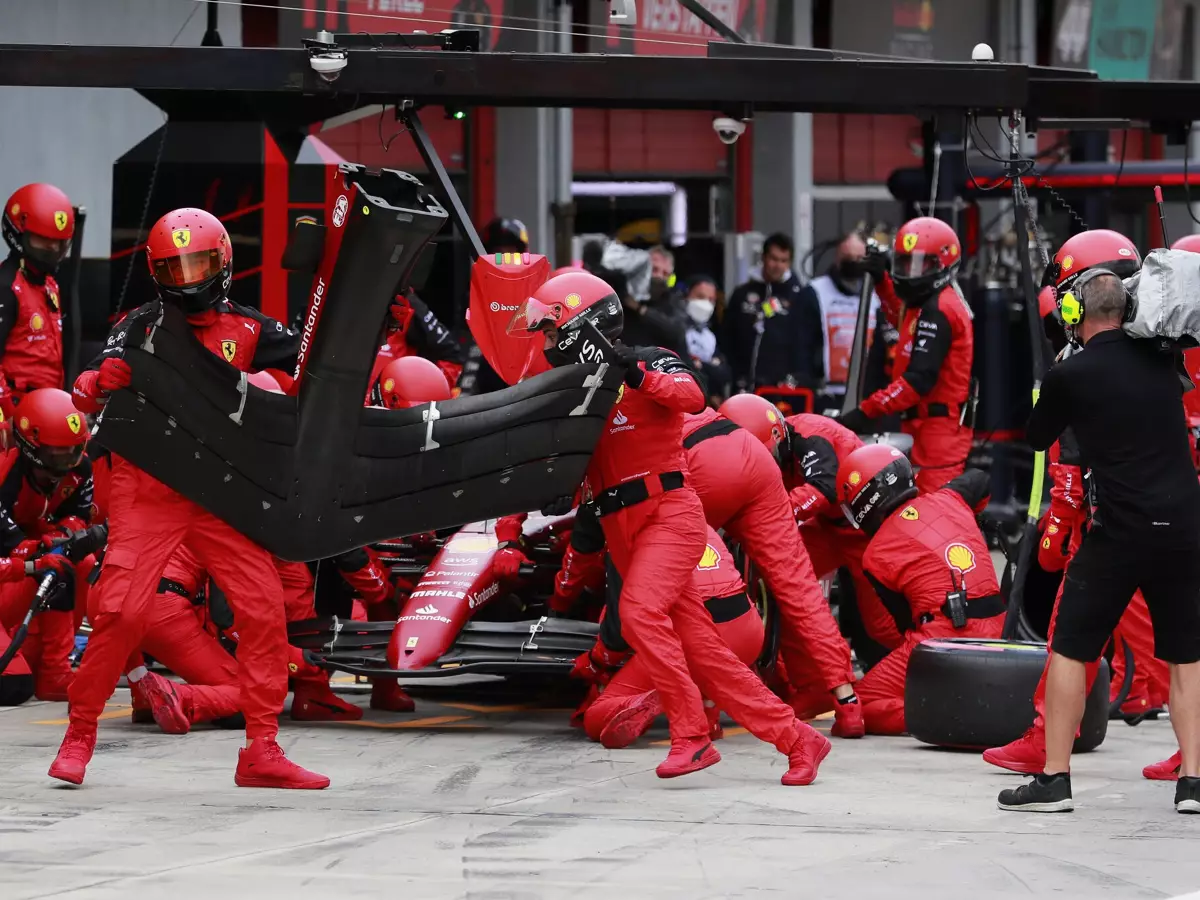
[998, 773, 1074, 813]
[1176, 776, 1200, 814]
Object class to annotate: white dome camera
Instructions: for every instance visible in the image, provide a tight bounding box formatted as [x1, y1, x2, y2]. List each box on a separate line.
[971, 42, 995, 62]
[305, 30, 348, 83]
[713, 117, 747, 146]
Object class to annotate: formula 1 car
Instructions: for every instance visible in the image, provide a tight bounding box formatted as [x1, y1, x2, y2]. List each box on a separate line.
[287, 513, 605, 680]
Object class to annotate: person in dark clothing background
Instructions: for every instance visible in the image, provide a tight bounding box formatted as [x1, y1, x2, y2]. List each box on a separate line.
[723, 233, 823, 391]
[617, 245, 690, 361]
[683, 275, 732, 405]
[581, 240, 630, 304]
[997, 270, 1200, 816]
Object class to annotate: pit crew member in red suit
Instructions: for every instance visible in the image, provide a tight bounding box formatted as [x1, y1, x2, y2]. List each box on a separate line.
[844, 217, 974, 493]
[376, 355, 454, 410]
[571, 519, 765, 748]
[719, 393, 902, 655]
[0, 388, 95, 701]
[837, 445, 1004, 734]
[509, 269, 830, 784]
[51, 208, 328, 790]
[367, 289, 464, 399]
[681, 400, 863, 738]
[982, 229, 1142, 776]
[126, 537, 394, 734]
[0, 184, 76, 418]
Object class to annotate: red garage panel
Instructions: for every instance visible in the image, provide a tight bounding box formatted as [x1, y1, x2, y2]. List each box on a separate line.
[574, 109, 729, 177]
[318, 107, 467, 173]
[813, 114, 923, 184]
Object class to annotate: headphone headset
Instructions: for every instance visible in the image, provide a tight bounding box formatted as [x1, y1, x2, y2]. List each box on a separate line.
[1057, 267, 1131, 327]
[666, 273, 677, 289]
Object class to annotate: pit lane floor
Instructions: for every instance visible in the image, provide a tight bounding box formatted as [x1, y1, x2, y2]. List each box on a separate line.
[0, 677, 1196, 900]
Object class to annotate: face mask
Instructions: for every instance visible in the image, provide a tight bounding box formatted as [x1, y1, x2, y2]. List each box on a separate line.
[649, 277, 669, 300]
[686, 299, 714, 325]
[836, 260, 863, 289]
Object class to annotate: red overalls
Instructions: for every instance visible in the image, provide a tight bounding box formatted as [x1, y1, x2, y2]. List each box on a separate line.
[857, 480, 1004, 734]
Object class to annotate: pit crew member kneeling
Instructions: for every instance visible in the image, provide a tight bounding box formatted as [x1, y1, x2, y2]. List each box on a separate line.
[549, 503, 763, 747]
[835, 445, 1003, 734]
[0, 388, 97, 702]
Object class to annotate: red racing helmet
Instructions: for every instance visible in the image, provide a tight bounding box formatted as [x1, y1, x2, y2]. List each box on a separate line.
[1043, 229, 1140, 292]
[379, 356, 453, 409]
[836, 443, 917, 535]
[248, 370, 283, 393]
[507, 270, 624, 367]
[718, 393, 788, 454]
[1172, 234, 1200, 254]
[890, 216, 961, 305]
[13, 388, 89, 476]
[145, 208, 233, 315]
[3, 183, 75, 275]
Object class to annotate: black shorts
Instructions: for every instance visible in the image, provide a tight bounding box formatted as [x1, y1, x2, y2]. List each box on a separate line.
[1052, 527, 1200, 665]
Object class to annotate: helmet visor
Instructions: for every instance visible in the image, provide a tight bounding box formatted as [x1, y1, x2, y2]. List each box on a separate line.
[506, 297, 562, 337]
[37, 443, 86, 475]
[893, 251, 943, 280]
[152, 249, 225, 289]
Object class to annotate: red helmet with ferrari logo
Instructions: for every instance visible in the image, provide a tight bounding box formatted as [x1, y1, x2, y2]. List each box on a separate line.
[890, 216, 962, 305]
[1043, 229, 1140, 292]
[836, 443, 917, 535]
[379, 356, 453, 409]
[507, 270, 624, 367]
[145, 208, 233, 315]
[3, 183, 75, 275]
[12, 388, 89, 476]
[718, 393, 788, 454]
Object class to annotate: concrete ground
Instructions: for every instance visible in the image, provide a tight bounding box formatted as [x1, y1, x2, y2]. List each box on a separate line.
[0, 678, 1196, 900]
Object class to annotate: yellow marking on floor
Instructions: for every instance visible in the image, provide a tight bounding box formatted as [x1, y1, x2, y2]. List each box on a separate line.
[330, 675, 358, 685]
[35, 705, 131, 726]
[813, 710, 835, 721]
[442, 702, 534, 714]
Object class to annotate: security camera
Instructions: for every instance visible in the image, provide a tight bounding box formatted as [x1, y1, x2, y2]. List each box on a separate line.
[304, 30, 348, 83]
[310, 53, 348, 80]
[713, 117, 747, 146]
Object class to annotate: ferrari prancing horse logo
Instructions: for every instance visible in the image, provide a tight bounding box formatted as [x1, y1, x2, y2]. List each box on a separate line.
[172, 229, 191, 249]
[902, 232, 919, 253]
[66, 413, 82, 435]
[221, 340, 237, 363]
[53, 211, 69, 232]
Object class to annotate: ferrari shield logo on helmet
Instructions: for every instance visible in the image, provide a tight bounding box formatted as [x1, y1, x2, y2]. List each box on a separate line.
[54, 211, 69, 232]
[172, 229, 191, 249]
[221, 340, 237, 363]
[902, 232, 919, 253]
[66, 413, 82, 435]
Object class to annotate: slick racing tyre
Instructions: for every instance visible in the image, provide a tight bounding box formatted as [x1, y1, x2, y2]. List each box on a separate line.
[904, 638, 1109, 752]
[0, 673, 34, 706]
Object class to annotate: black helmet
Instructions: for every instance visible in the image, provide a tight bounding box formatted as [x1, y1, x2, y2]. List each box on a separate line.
[481, 218, 529, 254]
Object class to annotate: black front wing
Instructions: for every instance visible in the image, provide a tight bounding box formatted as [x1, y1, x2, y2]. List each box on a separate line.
[287, 616, 599, 679]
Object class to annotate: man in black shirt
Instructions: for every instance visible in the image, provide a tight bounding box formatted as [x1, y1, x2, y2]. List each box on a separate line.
[998, 271, 1200, 815]
[722, 233, 824, 391]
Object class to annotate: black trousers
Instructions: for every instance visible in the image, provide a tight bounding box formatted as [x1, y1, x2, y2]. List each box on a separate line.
[1052, 526, 1200, 665]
